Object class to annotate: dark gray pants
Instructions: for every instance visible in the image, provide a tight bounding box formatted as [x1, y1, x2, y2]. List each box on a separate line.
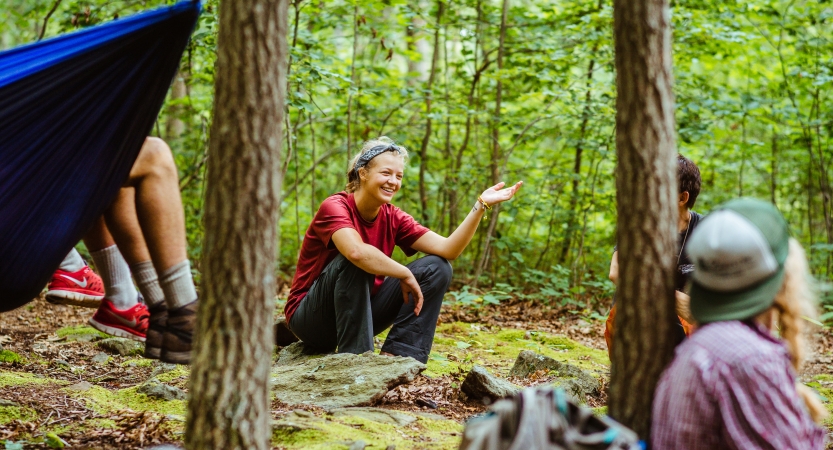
[289, 254, 452, 363]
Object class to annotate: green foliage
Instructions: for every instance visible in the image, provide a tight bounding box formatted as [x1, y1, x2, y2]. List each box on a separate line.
[3, 0, 832, 311]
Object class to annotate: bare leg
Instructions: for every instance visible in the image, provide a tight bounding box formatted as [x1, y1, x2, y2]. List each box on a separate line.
[101, 188, 151, 265]
[106, 137, 186, 274]
[82, 216, 115, 253]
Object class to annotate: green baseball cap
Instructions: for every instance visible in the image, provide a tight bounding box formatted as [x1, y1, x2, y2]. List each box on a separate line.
[687, 198, 790, 324]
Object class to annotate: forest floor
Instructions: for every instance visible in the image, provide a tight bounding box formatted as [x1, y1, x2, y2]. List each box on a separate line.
[0, 294, 832, 449]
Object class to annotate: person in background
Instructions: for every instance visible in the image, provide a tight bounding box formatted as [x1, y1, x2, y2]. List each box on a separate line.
[605, 154, 703, 357]
[285, 136, 522, 363]
[651, 198, 826, 449]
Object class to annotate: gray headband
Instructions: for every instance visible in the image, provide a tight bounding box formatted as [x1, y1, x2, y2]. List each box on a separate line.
[353, 143, 402, 176]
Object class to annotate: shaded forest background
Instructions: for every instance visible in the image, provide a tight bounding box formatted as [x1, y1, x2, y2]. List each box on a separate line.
[3, 0, 832, 312]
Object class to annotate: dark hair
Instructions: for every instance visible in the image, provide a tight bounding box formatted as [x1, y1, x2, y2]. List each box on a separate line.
[677, 154, 701, 209]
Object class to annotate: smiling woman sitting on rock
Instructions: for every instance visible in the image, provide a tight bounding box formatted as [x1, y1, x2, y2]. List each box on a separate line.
[284, 136, 522, 363]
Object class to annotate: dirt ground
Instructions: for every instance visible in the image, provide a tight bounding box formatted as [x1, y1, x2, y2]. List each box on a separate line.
[1, 295, 832, 448]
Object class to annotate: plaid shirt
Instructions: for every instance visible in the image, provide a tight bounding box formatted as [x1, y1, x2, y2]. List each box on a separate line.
[651, 321, 825, 450]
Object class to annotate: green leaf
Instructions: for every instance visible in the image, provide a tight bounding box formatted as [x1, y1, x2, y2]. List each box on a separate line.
[455, 341, 471, 349]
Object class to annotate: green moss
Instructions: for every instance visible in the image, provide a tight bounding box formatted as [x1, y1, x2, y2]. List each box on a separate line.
[55, 325, 107, 341]
[271, 411, 461, 449]
[155, 366, 190, 383]
[0, 405, 38, 423]
[0, 371, 62, 388]
[426, 322, 609, 378]
[70, 385, 186, 417]
[0, 350, 22, 364]
[119, 358, 154, 368]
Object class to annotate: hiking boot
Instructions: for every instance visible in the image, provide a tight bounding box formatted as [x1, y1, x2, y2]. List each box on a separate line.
[160, 301, 196, 364]
[88, 299, 149, 342]
[46, 266, 105, 308]
[275, 318, 300, 347]
[144, 303, 167, 360]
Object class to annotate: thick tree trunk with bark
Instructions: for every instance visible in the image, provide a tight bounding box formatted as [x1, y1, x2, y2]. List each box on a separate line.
[608, 0, 678, 440]
[185, 0, 288, 449]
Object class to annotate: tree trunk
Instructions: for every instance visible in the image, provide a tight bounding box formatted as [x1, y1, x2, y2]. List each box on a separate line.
[608, 0, 679, 440]
[165, 71, 187, 139]
[473, 0, 508, 285]
[418, 1, 444, 225]
[185, 0, 288, 448]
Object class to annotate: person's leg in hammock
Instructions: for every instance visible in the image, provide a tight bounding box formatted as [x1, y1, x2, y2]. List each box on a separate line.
[104, 137, 197, 364]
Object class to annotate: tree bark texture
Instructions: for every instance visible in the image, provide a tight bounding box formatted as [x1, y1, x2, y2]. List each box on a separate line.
[609, 0, 678, 440]
[185, 0, 288, 449]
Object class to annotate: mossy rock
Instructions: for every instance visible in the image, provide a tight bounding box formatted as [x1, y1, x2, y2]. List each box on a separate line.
[0, 350, 22, 364]
[56, 325, 108, 342]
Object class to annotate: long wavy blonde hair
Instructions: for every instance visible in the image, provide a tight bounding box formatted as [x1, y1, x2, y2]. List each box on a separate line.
[768, 239, 828, 423]
[345, 137, 409, 193]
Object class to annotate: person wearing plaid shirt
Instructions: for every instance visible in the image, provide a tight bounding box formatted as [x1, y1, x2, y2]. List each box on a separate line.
[651, 198, 826, 449]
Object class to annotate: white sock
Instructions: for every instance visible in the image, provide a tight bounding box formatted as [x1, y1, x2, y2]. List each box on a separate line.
[59, 248, 86, 272]
[131, 261, 165, 309]
[159, 260, 197, 309]
[90, 245, 138, 310]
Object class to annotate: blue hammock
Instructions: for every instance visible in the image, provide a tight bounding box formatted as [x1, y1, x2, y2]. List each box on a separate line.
[0, 2, 201, 311]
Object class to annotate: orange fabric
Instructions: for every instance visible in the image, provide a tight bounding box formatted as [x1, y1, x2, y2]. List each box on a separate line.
[604, 303, 693, 360]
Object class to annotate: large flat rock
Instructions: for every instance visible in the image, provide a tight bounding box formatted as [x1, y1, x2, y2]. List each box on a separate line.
[271, 352, 425, 408]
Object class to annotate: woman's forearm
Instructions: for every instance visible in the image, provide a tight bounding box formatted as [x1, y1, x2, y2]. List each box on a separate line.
[443, 200, 487, 259]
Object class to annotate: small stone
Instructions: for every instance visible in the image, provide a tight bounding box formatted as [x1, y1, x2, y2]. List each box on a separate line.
[150, 362, 177, 378]
[349, 440, 367, 450]
[137, 378, 186, 401]
[292, 409, 314, 418]
[329, 407, 417, 427]
[97, 338, 144, 356]
[54, 359, 71, 368]
[67, 381, 93, 391]
[461, 365, 520, 404]
[0, 399, 18, 407]
[91, 352, 110, 365]
[386, 446, 396, 450]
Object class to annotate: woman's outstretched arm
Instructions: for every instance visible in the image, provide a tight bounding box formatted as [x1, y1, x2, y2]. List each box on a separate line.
[411, 181, 522, 260]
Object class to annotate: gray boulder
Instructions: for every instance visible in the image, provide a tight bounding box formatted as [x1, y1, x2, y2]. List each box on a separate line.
[271, 352, 424, 408]
[461, 365, 520, 403]
[97, 338, 144, 356]
[138, 378, 186, 401]
[509, 350, 600, 400]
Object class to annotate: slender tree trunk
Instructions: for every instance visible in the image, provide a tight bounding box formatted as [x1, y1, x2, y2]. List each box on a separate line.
[346, 3, 359, 161]
[559, 52, 597, 263]
[165, 71, 187, 139]
[418, 1, 445, 225]
[185, 0, 288, 448]
[771, 133, 777, 204]
[473, 0, 508, 284]
[609, 0, 679, 440]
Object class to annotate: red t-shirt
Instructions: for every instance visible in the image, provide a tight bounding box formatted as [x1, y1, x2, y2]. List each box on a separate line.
[284, 192, 430, 322]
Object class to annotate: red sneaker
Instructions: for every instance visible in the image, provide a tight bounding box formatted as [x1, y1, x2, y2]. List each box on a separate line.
[46, 266, 105, 308]
[88, 300, 149, 342]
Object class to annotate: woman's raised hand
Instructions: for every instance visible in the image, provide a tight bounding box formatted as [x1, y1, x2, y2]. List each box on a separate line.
[479, 181, 523, 206]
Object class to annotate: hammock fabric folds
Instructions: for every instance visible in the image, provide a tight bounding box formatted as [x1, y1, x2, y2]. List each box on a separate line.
[0, 2, 201, 311]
